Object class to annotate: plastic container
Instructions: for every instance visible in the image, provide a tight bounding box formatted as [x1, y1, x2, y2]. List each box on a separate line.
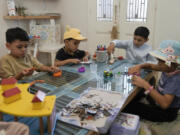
[110, 113, 140, 135]
[96, 50, 107, 62]
[115, 72, 123, 92]
[90, 62, 97, 73]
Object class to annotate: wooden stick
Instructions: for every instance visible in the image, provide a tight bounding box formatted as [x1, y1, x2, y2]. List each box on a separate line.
[0, 112, 3, 121]
[39, 117, 44, 135]
[47, 116, 51, 135]
[14, 116, 18, 121]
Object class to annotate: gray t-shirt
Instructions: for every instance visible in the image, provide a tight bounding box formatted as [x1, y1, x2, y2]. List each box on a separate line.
[157, 72, 180, 108]
[111, 40, 157, 64]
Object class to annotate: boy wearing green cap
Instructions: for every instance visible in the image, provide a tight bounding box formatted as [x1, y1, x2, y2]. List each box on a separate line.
[55, 26, 89, 66]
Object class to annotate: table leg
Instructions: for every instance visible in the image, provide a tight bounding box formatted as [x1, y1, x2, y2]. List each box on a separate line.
[14, 116, 18, 121]
[39, 117, 44, 135]
[0, 112, 3, 121]
[47, 116, 51, 135]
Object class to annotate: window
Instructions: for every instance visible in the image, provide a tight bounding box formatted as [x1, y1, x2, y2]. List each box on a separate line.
[97, 0, 113, 21]
[127, 0, 148, 22]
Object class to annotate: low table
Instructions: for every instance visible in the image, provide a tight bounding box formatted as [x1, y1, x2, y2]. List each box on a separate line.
[0, 83, 56, 135]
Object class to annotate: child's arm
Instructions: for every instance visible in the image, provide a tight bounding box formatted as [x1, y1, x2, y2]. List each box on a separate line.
[128, 61, 169, 75]
[14, 66, 60, 80]
[54, 59, 80, 66]
[30, 55, 60, 72]
[15, 68, 35, 80]
[39, 65, 60, 73]
[132, 75, 175, 109]
[107, 42, 115, 54]
[128, 63, 158, 74]
[107, 40, 130, 54]
[82, 51, 89, 62]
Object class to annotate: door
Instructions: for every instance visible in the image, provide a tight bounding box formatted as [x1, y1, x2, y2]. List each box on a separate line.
[87, 0, 115, 54]
[87, 0, 157, 56]
[118, 0, 156, 45]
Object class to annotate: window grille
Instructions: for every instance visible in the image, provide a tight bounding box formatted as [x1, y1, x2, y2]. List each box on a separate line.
[97, 0, 113, 21]
[127, 0, 148, 22]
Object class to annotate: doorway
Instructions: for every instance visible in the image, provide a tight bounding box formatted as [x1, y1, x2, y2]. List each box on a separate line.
[87, 0, 157, 56]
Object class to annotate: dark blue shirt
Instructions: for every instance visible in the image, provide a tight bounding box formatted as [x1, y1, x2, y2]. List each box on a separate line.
[56, 47, 86, 61]
[157, 72, 180, 108]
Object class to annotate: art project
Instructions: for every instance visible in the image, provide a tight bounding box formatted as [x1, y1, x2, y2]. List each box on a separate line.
[58, 88, 127, 133]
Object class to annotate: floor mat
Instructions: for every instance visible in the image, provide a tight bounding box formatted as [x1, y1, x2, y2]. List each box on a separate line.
[139, 113, 180, 135]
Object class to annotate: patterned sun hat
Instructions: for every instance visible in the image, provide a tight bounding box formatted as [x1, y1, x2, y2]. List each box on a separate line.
[149, 40, 180, 65]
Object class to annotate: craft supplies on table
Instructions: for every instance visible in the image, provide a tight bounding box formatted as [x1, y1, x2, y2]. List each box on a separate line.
[110, 113, 140, 135]
[57, 88, 127, 134]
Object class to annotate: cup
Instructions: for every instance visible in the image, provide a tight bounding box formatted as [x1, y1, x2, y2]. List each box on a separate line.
[90, 63, 97, 73]
[115, 73, 123, 92]
[96, 50, 107, 62]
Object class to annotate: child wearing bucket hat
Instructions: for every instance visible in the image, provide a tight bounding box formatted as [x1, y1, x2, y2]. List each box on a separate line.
[124, 40, 180, 122]
[55, 26, 89, 66]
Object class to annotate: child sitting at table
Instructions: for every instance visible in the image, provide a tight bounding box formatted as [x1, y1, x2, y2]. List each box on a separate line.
[125, 40, 180, 122]
[107, 26, 156, 64]
[55, 26, 89, 66]
[0, 27, 60, 80]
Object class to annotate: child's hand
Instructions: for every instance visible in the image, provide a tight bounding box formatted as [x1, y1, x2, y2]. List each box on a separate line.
[48, 66, 61, 73]
[107, 43, 115, 54]
[131, 75, 150, 89]
[128, 65, 141, 75]
[69, 59, 80, 64]
[82, 56, 88, 62]
[21, 68, 34, 76]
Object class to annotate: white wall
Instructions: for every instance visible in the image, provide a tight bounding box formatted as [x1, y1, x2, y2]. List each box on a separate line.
[57, 0, 88, 50]
[154, 0, 180, 47]
[0, 0, 88, 58]
[0, 0, 60, 58]
[0, 0, 180, 58]
[0, 0, 21, 56]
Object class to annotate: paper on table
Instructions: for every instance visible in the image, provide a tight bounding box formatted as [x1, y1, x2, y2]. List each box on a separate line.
[80, 61, 92, 64]
[57, 88, 127, 134]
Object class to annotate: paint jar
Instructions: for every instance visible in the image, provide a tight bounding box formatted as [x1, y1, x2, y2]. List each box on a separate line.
[96, 50, 107, 62]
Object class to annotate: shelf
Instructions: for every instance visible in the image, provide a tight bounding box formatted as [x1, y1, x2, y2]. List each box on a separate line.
[3, 15, 60, 20]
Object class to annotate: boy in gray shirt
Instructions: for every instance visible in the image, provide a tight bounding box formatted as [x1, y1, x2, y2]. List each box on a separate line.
[107, 26, 156, 64]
